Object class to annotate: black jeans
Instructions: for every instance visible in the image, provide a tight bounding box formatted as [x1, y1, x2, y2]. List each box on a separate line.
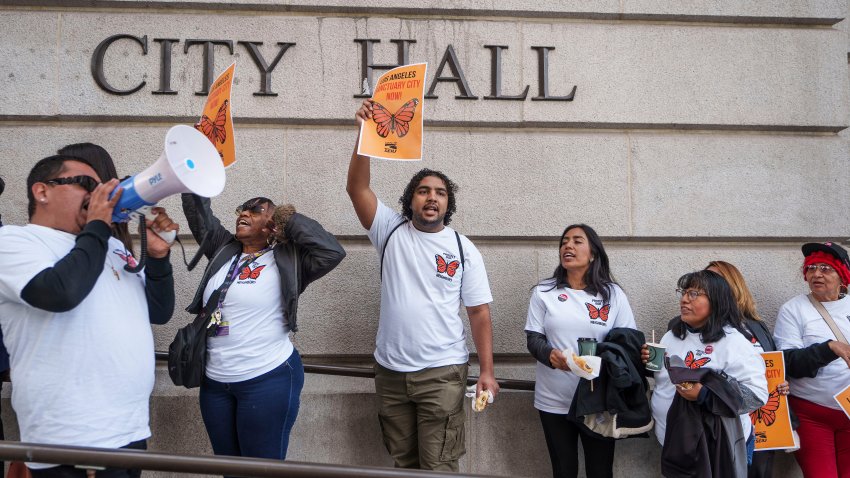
[28, 439, 147, 478]
[538, 410, 615, 478]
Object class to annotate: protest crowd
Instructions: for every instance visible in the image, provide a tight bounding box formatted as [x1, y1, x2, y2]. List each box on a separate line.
[0, 94, 847, 478]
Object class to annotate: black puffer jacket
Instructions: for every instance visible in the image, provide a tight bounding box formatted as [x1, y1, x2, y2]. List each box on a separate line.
[182, 194, 345, 332]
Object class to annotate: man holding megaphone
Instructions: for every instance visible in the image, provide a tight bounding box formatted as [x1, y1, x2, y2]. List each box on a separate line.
[0, 153, 177, 477]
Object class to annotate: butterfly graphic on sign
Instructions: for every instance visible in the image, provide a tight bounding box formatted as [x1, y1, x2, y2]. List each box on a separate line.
[750, 387, 781, 427]
[684, 350, 711, 369]
[585, 303, 610, 322]
[435, 254, 460, 277]
[195, 99, 228, 145]
[239, 264, 265, 281]
[373, 99, 419, 138]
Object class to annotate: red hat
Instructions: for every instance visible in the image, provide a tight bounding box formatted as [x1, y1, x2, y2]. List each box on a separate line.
[802, 242, 850, 286]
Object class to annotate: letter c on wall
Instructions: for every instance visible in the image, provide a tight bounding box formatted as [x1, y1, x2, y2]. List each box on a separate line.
[91, 34, 148, 95]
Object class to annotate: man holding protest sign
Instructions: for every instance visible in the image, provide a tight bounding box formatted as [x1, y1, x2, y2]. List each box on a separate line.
[347, 98, 499, 472]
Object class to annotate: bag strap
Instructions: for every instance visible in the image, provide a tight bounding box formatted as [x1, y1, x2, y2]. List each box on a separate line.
[379, 221, 466, 283]
[192, 252, 254, 333]
[380, 220, 408, 280]
[807, 293, 850, 345]
[454, 230, 465, 269]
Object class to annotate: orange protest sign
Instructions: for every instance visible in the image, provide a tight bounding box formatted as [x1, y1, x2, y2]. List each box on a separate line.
[357, 63, 427, 161]
[752, 351, 796, 450]
[194, 63, 236, 168]
[834, 384, 850, 419]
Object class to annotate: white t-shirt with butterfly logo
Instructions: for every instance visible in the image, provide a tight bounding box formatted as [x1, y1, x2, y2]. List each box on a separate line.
[524, 281, 636, 414]
[650, 326, 768, 445]
[368, 200, 493, 372]
[202, 250, 293, 382]
[0, 225, 154, 467]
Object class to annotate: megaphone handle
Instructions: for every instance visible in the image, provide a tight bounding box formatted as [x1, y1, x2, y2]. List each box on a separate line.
[138, 206, 177, 244]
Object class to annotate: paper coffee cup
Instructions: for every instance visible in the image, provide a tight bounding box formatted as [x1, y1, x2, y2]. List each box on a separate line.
[646, 342, 666, 372]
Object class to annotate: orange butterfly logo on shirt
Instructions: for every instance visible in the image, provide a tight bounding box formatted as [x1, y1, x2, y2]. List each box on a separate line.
[373, 99, 419, 138]
[435, 254, 460, 277]
[684, 350, 711, 369]
[585, 303, 610, 322]
[750, 388, 781, 427]
[239, 264, 265, 281]
[195, 99, 228, 144]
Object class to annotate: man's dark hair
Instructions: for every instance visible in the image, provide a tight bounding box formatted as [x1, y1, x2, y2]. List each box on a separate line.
[399, 168, 458, 225]
[670, 270, 745, 344]
[26, 154, 95, 219]
[543, 223, 618, 303]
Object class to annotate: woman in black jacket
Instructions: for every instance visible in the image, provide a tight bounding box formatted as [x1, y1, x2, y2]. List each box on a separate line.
[181, 193, 345, 469]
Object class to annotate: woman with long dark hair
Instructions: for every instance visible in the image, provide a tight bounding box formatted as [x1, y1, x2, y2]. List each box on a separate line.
[525, 224, 636, 478]
[57, 143, 134, 254]
[647, 270, 768, 477]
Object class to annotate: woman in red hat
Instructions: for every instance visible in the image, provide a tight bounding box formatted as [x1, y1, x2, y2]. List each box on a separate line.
[774, 242, 850, 477]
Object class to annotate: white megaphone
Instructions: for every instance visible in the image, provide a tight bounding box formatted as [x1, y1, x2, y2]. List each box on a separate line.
[111, 125, 226, 233]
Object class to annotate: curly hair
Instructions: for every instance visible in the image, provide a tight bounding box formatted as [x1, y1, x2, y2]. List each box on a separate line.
[271, 204, 296, 244]
[398, 168, 458, 225]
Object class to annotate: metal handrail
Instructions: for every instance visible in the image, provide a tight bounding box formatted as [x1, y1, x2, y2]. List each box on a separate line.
[153, 351, 535, 391]
[0, 442, 495, 477]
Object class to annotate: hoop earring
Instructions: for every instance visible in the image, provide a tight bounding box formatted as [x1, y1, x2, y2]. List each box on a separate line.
[267, 235, 277, 248]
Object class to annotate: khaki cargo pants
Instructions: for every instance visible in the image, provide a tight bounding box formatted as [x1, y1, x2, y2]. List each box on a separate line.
[374, 363, 468, 471]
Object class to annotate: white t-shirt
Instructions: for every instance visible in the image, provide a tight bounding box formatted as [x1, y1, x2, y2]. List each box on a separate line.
[774, 294, 850, 409]
[524, 281, 636, 414]
[368, 200, 493, 372]
[202, 250, 293, 382]
[650, 325, 768, 445]
[0, 224, 154, 468]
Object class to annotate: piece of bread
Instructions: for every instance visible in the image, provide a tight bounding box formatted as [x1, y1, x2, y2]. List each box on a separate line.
[473, 390, 490, 412]
[572, 353, 593, 373]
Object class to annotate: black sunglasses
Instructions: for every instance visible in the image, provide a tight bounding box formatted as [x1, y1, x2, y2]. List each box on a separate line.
[45, 175, 100, 193]
[235, 203, 268, 216]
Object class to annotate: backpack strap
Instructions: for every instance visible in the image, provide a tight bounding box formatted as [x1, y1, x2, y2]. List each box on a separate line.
[380, 222, 466, 282]
[454, 230, 465, 269]
[380, 220, 407, 280]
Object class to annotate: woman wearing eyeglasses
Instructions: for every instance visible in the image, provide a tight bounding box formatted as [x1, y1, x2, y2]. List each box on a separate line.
[774, 242, 850, 478]
[181, 194, 345, 467]
[645, 270, 768, 477]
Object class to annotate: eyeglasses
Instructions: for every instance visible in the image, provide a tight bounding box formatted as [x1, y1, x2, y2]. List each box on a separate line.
[805, 264, 836, 274]
[235, 203, 267, 216]
[44, 175, 100, 193]
[676, 288, 708, 300]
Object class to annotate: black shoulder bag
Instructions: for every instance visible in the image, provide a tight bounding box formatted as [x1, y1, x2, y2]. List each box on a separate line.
[168, 251, 257, 388]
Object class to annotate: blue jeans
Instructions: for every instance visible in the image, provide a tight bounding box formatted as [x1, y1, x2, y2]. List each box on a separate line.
[199, 350, 304, 464]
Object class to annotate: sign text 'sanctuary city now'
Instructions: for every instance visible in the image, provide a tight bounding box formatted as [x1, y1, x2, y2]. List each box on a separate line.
[91, 35, 577, 102]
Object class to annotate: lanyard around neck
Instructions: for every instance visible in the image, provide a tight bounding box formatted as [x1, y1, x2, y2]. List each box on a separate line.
[217, 247, 272, 308]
